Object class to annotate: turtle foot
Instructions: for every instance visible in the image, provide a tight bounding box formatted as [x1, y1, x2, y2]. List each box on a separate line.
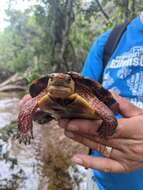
[97, 123, 115, 138]
[14, 130, 34, 145]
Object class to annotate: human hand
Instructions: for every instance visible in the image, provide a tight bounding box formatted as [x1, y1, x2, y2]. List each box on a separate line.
[59, 94, 143, 173]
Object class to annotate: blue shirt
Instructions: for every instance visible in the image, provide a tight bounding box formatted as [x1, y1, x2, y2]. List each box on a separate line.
[81, 17, 143, 190]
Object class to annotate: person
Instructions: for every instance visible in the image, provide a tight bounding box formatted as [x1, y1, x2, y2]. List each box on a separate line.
[58, 13, 143, 190]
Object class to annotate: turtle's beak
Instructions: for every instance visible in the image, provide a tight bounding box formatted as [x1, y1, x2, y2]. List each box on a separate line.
[48, 77, 75, 98]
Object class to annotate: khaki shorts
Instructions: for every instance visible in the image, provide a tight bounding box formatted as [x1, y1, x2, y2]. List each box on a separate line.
[87, 169, 99, 190]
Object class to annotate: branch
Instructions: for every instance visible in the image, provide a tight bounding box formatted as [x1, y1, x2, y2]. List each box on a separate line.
[131, 0, 136, 18]
[95, 0, 110, 21]
[123, 0, 129, 19]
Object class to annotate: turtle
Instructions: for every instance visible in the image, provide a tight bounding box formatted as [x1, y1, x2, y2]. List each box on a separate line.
[17, 72, 119, 144]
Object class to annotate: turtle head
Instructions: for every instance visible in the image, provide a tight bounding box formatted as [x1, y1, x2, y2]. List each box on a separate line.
[47, 73, 75, 98]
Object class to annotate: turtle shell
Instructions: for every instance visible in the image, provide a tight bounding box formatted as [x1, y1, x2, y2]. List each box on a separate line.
[29, 72, 118, 113]
[67, 71, 118, 113]
[29, 75, 49, 97]
[29, 72, 119, 137]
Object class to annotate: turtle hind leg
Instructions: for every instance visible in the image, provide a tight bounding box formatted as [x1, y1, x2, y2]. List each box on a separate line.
[15, 124, 34, 145]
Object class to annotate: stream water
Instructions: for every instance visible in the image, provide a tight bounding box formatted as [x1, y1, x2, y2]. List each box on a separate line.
[0, 92, 88, 190]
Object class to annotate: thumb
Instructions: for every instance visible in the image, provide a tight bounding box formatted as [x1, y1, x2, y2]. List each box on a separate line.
[111, 92, 143, 118]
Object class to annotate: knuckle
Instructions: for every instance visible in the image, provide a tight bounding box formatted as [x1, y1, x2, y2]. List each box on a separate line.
[103, 166, 112, 173]
[122, 162, 132, 172]
[130, 145, 143, 156]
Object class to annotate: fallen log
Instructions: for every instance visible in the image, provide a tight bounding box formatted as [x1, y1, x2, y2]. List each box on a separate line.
[0, 73, 28, 92]
[0, 84, 27, 92]
[0, 73, 28, 87]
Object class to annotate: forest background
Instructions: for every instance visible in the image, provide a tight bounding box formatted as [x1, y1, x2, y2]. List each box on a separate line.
[0, 0, 142, 82]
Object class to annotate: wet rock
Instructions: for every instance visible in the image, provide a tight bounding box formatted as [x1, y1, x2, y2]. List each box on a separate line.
[0, 138, 25, 190]
[0, 92, 90, 190]
[40, 120, 88, 190]
[69, 165, 88, 190]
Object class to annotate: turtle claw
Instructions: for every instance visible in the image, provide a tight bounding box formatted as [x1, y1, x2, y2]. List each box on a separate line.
[97, 123, 109, 138]
[14, 130, 34, 145]
[97, 122, 116, 138]
[13, 133, 20, 140]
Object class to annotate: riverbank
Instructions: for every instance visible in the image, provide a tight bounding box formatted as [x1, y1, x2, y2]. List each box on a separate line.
[0, 91, 89, 190]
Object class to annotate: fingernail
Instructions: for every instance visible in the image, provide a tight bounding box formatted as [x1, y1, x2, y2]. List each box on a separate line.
[68, 124, 79, 131]
[65, 131, 75, 138]
[72, 156, 83, 165]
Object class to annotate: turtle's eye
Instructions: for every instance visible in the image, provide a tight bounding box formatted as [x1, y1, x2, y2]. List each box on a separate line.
[50, 77, 54, 81]
[67, 78, 71, 83]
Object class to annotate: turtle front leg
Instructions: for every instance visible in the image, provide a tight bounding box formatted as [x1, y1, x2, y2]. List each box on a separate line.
[16, 97, 38, 144]
[83, 95, 118, 137]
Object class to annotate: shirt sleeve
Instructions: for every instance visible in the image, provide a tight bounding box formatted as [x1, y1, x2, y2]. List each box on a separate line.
[81, 30, 111, 81]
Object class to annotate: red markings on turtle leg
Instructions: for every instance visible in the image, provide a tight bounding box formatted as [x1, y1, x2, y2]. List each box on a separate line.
[17, 97, 38, 144]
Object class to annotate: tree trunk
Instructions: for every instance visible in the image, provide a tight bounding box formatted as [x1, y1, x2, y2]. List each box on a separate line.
[95, 0, 110, 21]
[124, 0, 129, 19]
[48, 0, 76, 72]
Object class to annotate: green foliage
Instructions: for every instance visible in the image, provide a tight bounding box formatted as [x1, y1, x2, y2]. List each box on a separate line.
[0, 0, 143, 77]
[0, 8, 43, 74]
